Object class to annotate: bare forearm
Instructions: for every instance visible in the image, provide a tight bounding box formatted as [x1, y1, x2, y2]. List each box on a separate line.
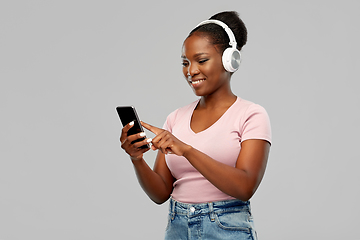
[183, 147, 259, 201]
[131, 158, 171, 204]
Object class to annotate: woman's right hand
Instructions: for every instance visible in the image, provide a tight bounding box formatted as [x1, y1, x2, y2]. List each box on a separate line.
[120, 121, 151, 161]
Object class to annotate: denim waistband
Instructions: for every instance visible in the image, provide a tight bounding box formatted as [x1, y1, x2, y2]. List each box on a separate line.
[169, 198, 251, 217]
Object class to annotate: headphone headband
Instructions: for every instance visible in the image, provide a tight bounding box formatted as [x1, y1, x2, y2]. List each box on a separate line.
[194, 19, 241, 72]
[195, 19, 237, 49]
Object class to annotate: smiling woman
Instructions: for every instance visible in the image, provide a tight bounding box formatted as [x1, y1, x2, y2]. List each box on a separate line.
[119, 11, 271, 240]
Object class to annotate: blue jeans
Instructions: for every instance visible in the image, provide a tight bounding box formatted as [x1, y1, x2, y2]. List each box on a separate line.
[165, 198, 258, 240]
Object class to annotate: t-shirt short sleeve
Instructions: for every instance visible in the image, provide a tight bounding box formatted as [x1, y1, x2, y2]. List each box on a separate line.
[240, 104, 272, 144]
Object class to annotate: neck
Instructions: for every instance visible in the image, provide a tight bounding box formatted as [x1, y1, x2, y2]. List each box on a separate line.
[198, 91, 237, 110]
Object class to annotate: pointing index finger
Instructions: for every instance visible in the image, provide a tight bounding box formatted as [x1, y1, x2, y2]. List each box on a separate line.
[141, 121, 163, 135]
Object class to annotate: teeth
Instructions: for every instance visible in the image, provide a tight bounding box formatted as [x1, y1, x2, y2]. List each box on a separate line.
[192, 79, 205, 84]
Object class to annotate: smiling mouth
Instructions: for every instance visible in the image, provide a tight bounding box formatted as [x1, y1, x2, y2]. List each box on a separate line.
[189, 79, 205, 87]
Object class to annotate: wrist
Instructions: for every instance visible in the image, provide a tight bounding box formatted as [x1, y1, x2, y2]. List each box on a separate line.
[130, 155, 143, 162]
[182, 145, 193, 157]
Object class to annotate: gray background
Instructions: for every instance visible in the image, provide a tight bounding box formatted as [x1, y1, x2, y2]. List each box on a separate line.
[1, 0, 359, 239]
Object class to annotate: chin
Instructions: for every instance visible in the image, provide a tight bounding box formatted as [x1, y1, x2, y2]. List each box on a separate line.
[193, 91, 208, 97]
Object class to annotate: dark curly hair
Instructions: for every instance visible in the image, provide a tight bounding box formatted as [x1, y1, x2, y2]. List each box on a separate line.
[188, 11, 247, 53]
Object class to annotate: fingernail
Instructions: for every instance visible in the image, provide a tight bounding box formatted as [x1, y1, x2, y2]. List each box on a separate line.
[140, 132, 146, 137]
[146, 138, 152, 143]
[129, 121, 134, 126]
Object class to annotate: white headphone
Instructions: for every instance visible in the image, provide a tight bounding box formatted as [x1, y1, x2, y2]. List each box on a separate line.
[195, 19, 241, 72]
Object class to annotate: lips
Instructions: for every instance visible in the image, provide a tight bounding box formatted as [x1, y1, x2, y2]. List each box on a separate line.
[190, 78, 205, 87]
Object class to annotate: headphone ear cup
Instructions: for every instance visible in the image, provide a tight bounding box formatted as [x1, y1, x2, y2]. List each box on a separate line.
[222, 48, 241, 72]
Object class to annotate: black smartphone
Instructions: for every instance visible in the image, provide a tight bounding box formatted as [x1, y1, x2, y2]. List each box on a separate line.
[116, 106, 150, 149]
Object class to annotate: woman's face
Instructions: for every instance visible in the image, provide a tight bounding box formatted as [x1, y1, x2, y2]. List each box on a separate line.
[182, 33, 230, 96]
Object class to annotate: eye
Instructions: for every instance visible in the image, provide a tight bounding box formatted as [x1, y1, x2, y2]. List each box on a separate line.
[182, 61, 189, 67]
[199, 59, 209, 64]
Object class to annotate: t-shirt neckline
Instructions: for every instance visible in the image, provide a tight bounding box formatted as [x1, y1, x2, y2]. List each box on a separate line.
[188, 97, 240, 135]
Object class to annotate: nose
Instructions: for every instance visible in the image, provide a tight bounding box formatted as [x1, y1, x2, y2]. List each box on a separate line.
[188, 63, 200, 77]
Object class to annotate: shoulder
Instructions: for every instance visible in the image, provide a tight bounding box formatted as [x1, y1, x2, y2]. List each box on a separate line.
[231, 97, 269, 118]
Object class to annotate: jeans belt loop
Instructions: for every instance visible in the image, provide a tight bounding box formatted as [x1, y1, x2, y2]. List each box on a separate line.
[208, 202, 215, 222]
[171, 198, 176, 220]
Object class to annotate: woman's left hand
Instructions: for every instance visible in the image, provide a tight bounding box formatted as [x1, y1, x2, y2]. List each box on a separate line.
[141, 121, 191, 156]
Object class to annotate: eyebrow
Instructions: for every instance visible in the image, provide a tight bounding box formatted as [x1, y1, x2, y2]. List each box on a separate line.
[181, 53, 208, 59]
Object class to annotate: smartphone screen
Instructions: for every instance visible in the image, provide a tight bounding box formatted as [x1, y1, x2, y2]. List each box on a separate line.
[116, 106, 149, 149]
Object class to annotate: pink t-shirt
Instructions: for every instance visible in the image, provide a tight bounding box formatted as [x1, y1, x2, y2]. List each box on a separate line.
[163, 97, 272, 203]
